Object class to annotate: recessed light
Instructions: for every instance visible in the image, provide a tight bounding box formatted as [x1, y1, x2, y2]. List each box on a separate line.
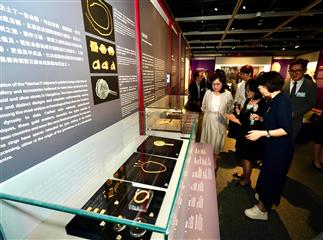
[243, 5, 246, 10]
[282, 47, 286, 50]
[231, 27, 235, 30]
[214, 7, 218, 11]
[295, 45, 300, 49]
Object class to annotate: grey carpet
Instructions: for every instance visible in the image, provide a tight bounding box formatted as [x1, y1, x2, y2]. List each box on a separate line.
[216, 138, 323, 240]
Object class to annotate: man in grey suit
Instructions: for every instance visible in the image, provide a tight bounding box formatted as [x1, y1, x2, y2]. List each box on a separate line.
[283, 58, 317, 142]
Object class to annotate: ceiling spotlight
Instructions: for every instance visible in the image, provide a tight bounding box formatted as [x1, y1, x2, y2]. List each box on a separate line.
[231, 27, 235, 30]
[243, 5, 246, 10]
[201, 20, 204, 23]
[214, 7, 218, 11]
[282, 47, 286, 51]
[295, 45, 300, 49]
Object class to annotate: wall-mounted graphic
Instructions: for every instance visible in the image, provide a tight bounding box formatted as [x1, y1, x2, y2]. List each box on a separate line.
[81, 0, 115, 41]
[86, 36, 118, 73]
[91, 76, 119, 105]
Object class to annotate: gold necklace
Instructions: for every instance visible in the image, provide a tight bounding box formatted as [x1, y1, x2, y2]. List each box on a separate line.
[133, 160, 167, 174]
[85, 0, 113, 36]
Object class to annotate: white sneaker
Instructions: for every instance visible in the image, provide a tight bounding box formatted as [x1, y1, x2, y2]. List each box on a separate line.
[244, 205, 268, 221]
[255, 193, 259, 201]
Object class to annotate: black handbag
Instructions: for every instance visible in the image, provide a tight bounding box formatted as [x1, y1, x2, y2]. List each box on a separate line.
[227, 120, 240, 139]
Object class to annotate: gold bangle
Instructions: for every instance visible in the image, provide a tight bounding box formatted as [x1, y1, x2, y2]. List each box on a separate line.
[133, 190, 150, 204]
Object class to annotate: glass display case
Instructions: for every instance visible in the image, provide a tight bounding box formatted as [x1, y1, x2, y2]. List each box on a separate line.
[145, 95, 199, 135]
[0, 112, 197, 240]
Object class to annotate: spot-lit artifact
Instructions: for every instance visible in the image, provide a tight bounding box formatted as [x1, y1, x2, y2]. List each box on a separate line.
[110, 61, 116, 71]
[85, 0, 113, 37]
[108, 46, 115, 56]
[90, 40, 99, 52]
[99, 43, 107, 54]
[153, 140, 174, 147]
[133, 159, 167, 174]
[95, 78, 118, 99]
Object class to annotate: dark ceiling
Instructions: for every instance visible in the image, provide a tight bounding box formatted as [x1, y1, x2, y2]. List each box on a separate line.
[163, 0, 323, 57]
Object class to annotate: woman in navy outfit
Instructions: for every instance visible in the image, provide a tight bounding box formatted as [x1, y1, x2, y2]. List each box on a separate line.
[229, 79, 267, 186]
[244, 71, 294, 221]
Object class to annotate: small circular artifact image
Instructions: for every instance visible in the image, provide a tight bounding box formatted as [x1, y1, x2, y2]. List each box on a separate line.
[95, 78, 109, 99]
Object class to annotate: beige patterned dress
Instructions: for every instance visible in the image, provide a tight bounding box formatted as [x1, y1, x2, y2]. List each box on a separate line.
[200, 89, 234, 154]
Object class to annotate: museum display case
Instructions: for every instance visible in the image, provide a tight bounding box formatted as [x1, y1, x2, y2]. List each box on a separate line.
[0, 112, 198, 240]
[145, 95, 199, 135]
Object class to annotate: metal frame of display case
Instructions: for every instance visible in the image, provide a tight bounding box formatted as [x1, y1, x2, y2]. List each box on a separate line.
[0, 112, 197, 240]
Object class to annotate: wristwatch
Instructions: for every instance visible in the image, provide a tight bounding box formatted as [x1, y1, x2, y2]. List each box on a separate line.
[266, 130, 271, 138]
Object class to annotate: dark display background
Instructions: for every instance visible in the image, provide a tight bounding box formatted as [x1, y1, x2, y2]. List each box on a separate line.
[66, 179, 165, 240]
[136, 136, 183, 159]
[113, 152, 177, 188]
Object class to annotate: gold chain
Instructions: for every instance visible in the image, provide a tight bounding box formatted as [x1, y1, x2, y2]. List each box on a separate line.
[133, 160, 167, 174]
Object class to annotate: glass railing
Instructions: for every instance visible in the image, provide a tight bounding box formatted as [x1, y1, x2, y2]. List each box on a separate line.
[0, 110, 197, 239]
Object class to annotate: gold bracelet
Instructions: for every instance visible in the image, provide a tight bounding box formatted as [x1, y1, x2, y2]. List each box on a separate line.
[133, 190, 150, 204]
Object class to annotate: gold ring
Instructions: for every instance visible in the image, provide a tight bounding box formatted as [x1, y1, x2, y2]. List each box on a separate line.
[133, 190, 150, 204]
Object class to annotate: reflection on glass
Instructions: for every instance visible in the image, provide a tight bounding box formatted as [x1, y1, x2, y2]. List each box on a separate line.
[129, 217, 147, 238]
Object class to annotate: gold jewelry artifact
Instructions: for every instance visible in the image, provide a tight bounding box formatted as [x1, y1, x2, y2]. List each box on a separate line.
[153, 140, 174, 147]
[95, 78, 118, 99]
[85, 0, 113, 37]
[133, 160, 167, 174]
[133, 189, 150, 204]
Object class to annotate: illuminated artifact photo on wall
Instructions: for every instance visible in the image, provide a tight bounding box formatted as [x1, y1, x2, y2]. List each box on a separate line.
[86, 36, 118, 73]
[91, 76, 119, 104]
[82, 0, 115, 41]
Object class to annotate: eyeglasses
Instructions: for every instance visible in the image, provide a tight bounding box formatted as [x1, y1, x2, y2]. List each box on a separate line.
[288, 69, 303, 74]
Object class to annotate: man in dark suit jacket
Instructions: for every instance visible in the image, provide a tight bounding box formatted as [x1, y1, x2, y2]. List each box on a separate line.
[187, 71, 206, 112]
[283, 58, 317, 141]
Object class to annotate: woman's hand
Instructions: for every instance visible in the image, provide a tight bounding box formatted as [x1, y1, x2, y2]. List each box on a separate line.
[246, 130, 264, 141]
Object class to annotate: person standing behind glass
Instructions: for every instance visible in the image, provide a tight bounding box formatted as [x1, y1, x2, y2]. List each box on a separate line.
[228, 79, 267, 187]
[201, 73, 233, 163]
[203, 70, 212, 90]
[244, 71, 293, 221]
[234, 65, 254, 107]
[186, 71, 206, 112]
[283, 58, 317, 142]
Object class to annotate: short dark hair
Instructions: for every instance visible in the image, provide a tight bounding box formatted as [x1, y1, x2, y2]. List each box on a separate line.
[211, 72, 227, 93]
[257, 71, 284, 92]
[245, 79, 262, 100]
[240, 65, 254, 76]
[215, 69, 226, 81]
[193, 71, 200, 80]
[290, 58, 308, 70]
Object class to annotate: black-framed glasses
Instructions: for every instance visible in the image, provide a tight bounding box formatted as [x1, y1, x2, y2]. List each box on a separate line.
[288, 69, 303, 74]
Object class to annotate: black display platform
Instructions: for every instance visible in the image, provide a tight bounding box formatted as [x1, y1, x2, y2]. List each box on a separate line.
[113, 152, 177, 188]
[66, 179, 165, 240]
[136, 136, 183, 158]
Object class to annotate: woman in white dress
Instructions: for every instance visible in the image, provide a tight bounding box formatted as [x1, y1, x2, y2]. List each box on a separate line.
[201, 74, 234, 162]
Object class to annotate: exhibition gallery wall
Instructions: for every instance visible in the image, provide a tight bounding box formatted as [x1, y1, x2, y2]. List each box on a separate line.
[0, 0, 186, 183]
[0, 1, 189, 239]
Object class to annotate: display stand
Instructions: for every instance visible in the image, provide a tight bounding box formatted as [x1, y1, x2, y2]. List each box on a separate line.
[169, 142, 220, 240]
[0, 111, 219, 239]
